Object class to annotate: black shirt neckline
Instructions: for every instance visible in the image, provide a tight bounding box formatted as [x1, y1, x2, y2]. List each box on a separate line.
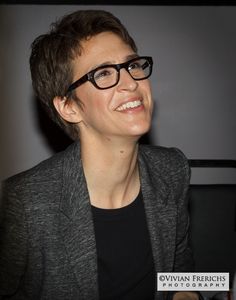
[91, 190, 142, 220]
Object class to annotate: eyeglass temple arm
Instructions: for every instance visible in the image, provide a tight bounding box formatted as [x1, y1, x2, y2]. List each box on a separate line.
[66, 74, 88, 95]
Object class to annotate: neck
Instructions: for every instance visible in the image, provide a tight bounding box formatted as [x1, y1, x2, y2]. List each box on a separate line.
[80, 136, 140, 209]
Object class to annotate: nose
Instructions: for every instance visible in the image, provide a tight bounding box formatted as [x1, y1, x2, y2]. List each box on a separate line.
[117, 68, 138, 91]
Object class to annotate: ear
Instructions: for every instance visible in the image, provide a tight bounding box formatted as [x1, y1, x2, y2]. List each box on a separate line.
[53, 96, 82, 123]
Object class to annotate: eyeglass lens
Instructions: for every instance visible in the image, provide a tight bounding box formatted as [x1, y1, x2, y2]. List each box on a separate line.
[93, 57, 151, 89]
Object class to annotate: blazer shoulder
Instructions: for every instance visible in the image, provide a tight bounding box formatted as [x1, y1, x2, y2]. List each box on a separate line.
[3, 142, 75, 191]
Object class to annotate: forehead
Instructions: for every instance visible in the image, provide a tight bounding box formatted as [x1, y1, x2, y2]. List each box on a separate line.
[72, 32, 135, 76]
[81, 32, 131, 56]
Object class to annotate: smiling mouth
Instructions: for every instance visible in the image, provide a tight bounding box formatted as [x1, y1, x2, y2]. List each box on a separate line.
[116, 100, 142, 111]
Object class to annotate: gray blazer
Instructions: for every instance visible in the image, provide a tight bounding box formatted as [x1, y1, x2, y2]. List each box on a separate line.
[0, 142, 194, 300]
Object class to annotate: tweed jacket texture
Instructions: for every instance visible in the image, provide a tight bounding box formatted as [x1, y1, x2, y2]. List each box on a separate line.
[0, 142, 194, 300]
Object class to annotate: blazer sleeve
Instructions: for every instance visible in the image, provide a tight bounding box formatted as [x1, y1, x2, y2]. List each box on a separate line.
[172, 148, 194, 272]
[0, 179, 28, 298]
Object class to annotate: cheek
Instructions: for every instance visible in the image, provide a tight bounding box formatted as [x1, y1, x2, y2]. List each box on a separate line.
[139, 79, 152, 97]
[87, 89, 114, 110]
[79, 89, 111, 118]
[144, 80, 152, 95]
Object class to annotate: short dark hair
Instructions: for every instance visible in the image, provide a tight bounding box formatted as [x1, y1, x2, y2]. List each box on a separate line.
[30, 10, 137, 140]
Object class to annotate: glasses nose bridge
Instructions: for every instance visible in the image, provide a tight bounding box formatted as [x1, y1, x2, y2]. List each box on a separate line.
[116, 61, 133, 79]
[116, 63, 138, 90]
[123, 61, 131, 73]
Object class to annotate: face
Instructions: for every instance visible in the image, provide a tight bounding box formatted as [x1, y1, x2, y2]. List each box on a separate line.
[71, 32, 153, 143]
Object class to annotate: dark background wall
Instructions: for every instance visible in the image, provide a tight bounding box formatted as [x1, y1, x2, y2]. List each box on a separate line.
[0, 5, 236, 183]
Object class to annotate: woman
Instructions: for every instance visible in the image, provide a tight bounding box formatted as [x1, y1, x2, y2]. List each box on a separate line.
[0, 9, 199, 300]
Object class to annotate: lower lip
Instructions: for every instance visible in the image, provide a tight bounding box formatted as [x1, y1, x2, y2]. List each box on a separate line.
[117, 104, 144, 113]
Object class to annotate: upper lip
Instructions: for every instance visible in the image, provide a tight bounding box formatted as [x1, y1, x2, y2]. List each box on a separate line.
[114, 97, 143, 110]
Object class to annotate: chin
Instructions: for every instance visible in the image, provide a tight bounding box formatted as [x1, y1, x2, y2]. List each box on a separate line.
[128, 123, 151, 138]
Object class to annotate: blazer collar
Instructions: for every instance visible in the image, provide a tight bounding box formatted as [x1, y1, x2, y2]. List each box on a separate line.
[60, 141, 88, 218]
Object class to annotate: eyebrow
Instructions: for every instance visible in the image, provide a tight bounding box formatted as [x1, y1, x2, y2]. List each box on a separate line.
[90, 54, 139, 71]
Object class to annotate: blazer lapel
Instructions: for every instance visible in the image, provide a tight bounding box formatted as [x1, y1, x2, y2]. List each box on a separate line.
[138, 150, 177, 273]
[59, 142, 99, 299]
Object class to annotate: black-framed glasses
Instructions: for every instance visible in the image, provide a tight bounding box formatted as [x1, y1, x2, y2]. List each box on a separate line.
[65, 56, 153, 95]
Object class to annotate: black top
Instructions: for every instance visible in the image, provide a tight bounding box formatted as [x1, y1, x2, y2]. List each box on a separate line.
[91, 191, 156, 300]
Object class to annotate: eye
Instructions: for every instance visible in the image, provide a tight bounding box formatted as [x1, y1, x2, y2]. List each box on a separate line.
[94, 67, 114, 81]
[128, 61, 142, 70]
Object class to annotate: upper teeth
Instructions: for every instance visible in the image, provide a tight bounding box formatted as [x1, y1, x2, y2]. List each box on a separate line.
[116, 100, 142, 111]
